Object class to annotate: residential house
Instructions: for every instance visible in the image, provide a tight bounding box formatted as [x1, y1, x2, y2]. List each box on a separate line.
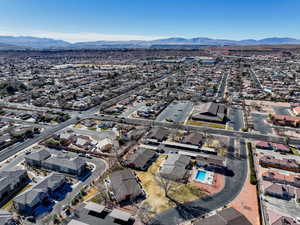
[0, 210, 16, 225]
[196, 155, 226, 172]
[192, 102, 226, 123]
[193, 207, 252, 225]
[271, 114, 300, 128]
[13, 173, 66, 216]
[147, 127, 169, 142]
[109, 169, 144, 203]
[271, 216, 300, 225]
[160, 154, 191, 182]
[0, 169, 29, 207]
[264, 183, 295, 200]
[182, 132, 203, 147]
[126, 148, 157, 171]
[25, 149, 87, 177]
[255, 141, 272, 150]
[259, 155, 300, 173]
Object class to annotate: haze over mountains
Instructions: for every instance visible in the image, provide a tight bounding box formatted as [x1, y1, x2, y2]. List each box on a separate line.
[1, 35, 300, 50]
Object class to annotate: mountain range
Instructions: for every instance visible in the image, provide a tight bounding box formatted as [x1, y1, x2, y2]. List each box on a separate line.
[1, 36, 300, 50]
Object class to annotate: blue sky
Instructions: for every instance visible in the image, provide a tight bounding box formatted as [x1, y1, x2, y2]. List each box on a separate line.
[1, 0, 300, 42]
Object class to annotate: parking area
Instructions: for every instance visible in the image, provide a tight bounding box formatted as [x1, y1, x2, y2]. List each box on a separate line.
[251, 113, 273, 134]
[155, 101, 193, 123]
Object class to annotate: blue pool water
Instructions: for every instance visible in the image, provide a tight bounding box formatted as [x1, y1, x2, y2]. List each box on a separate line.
[195, 170, 207, 182]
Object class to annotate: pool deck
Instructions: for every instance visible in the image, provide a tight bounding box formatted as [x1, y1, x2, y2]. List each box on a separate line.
[190, 169, 225, 195]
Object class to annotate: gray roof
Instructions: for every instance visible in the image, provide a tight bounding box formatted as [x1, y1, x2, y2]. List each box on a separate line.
[0, 169, 27, 193]
[44, 155, 86, 171]
[194, 208, 252, 225]
[182, 132, 203, 146]
[147, 127, 169, 141]
[13, 188, 47, 207]
[126, 148, 156, 169]
[0, 210, 14, 225]
[192, 102, 225, 122]
[160, 154, 190, 180]
[109, 169, 143, 202]
[163, 154, 191, 168]
[34, 172, 65, 191]
[25, 149, 51, 162]
[13, 172, 65, 207]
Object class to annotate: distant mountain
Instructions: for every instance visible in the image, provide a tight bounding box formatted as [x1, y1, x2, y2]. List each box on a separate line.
[0, 36, 70, 49]
[0, 42, 30, 50]
[0, 35, 300, 50]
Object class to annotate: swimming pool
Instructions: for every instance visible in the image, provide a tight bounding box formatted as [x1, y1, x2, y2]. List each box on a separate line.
[195, 170, 207, 182]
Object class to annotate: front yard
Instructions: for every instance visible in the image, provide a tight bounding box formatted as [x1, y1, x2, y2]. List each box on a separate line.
[186, 120, 226, 129]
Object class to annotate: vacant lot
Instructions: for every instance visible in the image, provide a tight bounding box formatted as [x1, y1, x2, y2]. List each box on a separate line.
[136, 155, 205, 214]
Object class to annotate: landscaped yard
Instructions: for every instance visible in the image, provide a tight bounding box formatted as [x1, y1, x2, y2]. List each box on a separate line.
[186, 120, 226, 129]
[136, 155, 205, 214]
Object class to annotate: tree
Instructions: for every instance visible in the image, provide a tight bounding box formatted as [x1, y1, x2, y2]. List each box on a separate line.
[155, 174, 173, 199]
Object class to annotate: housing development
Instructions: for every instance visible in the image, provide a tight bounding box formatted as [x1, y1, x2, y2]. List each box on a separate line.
[0, 45, 300, 225]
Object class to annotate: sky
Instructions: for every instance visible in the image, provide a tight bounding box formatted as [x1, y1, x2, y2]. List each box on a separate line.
[1, 0, 300, 43]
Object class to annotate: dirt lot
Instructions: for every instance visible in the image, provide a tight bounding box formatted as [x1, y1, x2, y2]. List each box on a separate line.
[136, 155, 205, 214]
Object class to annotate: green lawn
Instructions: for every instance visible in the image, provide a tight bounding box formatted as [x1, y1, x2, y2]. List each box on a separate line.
[187, 120, 226, 129]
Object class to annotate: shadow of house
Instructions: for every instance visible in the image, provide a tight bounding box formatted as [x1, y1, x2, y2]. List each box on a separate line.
[0, 169, 30, 207]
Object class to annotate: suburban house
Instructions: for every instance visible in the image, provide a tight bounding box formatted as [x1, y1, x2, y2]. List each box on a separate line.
[264, 183, 295, 200]
[196, 155, 226, 172]
[271, 216, 300, 225]
[255, 141, 272, 150]
[193, 207, 252, 225]
[0, 169, 29, 207]
[262, 170, 300, 188]
[146, 127, 169, 142]
[293, 106, 300, 116]
[273, 143, 291, 153]
[126, 148, 157, 171]
[109, 169, 144, 203]
[24, 149, 51, 167]
[259, 155, 300, 173]
[181, 132, 203, 147]
[192, 102, 226, 123]
[271, 114, 300, 127]
[25, 149, 87, 177]
[0, 210, 16, 225]
[13, 173, 66, 216]
[159, 154, 191, 182]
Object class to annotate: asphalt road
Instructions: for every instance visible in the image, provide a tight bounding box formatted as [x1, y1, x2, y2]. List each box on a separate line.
[251, 113, 272, 135]
[89, 114, 300, 145]
[249, 68, 263, 90]
[149, 139, 248, 225]
[0, 118, 77, 162]
[216, 73, 228, 98]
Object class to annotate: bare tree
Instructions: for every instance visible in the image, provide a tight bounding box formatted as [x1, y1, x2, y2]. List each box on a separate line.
[155, 174, 173, 199]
